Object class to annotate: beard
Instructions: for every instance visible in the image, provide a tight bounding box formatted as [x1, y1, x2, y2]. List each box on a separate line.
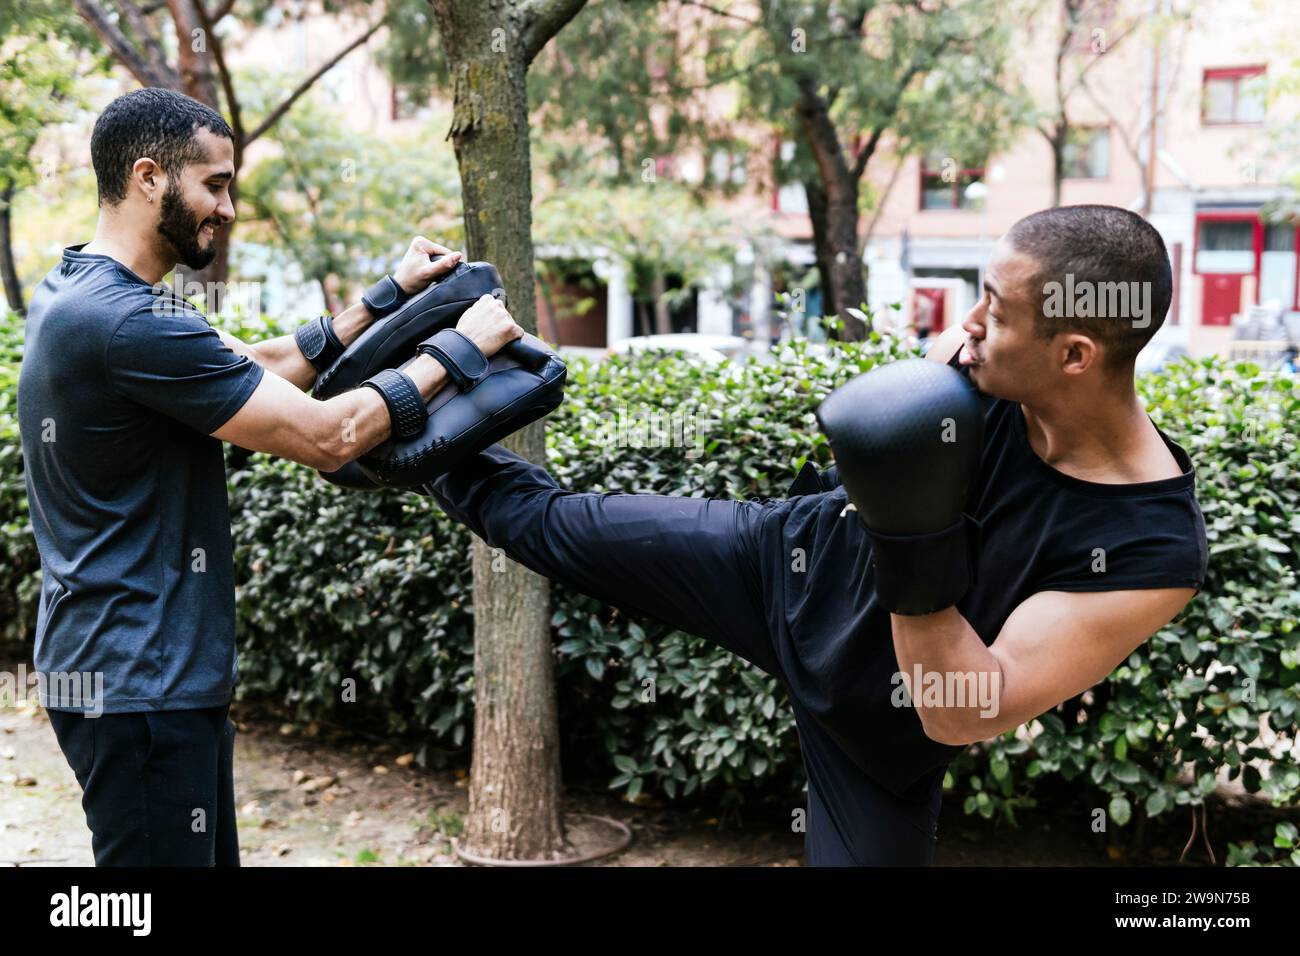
[157, 180, 220, 270]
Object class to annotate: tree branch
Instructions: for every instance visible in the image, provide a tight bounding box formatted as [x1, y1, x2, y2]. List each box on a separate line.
[1063, 17, 1144, 98]
[243, 19, 383, 146]
[520, 0, 588, 65]
[209, 0, 235, 21]
[113, 0, 172, 82]
[671, 0, 760, 25]
[852, 124, 886, 181]
[72, 0, 176, 88]
[863, 152, 908, 249]
[794, 75, 852, 191]
[850, 29, 956, 182]
[196, 1, 243, 166]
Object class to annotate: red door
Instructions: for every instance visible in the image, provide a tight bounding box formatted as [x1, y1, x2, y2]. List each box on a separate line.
[913, 287, 946, 334]
[1201, 274, 1241, 326]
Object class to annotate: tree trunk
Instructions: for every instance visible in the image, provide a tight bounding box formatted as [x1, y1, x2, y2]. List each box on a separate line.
[429, 0, 564, 862]
[169, 0, 232, 287]
[652, 271, 671, 334]
[794, 82, 867, 340]
[0, 181, 24, 317]
[822, 187, 867, 339]
[1050, 124, 1065, 208]
[803, 177, 836, 319]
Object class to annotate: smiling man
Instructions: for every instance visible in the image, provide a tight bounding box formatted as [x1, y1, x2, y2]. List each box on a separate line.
[18, 88, 524, 866]
[418, 203, 1208, 865]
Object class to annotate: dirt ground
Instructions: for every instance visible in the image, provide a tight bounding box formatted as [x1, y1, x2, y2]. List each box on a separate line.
[1, 687, 1289, 868]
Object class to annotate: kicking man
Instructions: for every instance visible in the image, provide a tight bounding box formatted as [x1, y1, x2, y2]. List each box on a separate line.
[422, 205, 1208, 865]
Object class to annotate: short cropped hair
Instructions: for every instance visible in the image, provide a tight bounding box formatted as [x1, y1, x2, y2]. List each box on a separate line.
[1006, 205, 1173, 370]
[90, 87, 233, 206]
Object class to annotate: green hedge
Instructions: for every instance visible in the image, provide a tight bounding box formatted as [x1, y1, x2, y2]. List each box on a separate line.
[0, 319, 37, 639]
[1, 310, 1296, 863]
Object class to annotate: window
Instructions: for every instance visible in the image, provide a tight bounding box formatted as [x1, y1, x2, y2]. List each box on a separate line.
[710, 149, 748, 187]
[1259, 222, 1297, 308]
[774, 140, 807, 214]
[919, 156, 985, 211]
[1203, 67, 1266, 125]
[776, 182, 809, 215]
[1195, 218, 1255, 274]
[1062, 126, 1110, 179]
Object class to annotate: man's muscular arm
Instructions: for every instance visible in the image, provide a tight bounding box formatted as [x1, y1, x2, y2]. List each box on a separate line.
[889, 588, 1196, 745]
[214, 238, 463, 389]
[215, 301, 375, 390]
[211, 294, 519, 470]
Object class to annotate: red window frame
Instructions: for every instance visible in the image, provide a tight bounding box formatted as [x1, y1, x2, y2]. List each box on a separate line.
[1202, 66, 1266, 126]
[918, 163, 985, 212]
[1193, 210, 1300, 312]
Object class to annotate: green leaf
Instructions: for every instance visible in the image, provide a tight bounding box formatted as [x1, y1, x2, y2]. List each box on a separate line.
[612, 754, 638, 774]
[1109, 796, 1132, 827]
[1112, 762, 1141, 784]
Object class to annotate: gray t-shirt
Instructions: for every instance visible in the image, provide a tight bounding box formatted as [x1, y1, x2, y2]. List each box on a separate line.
[19, 245, 263, 713]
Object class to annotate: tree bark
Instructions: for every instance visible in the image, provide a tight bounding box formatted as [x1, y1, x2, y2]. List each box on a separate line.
[167, 0, 231, 288]
[1044, 121, 1066, 208]
[428, 0, 582, 862]
[803, 177, 837, 320]
[794, 80, 867, 339]
[651, 271, 671, 334]
[0, 181, 24, 316]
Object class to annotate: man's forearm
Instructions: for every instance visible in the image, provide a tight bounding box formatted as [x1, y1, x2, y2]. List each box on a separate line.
[890, 609, 1005, 746]
[289, 352, 450, 470]
[247, 302, 376, 389]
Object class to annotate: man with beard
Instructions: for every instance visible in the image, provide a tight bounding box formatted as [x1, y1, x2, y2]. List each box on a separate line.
[17, 87, 524, 865]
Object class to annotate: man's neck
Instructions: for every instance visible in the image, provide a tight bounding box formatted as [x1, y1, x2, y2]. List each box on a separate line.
[80, 215, 173, 286]
[1020, 382, 1176, 484]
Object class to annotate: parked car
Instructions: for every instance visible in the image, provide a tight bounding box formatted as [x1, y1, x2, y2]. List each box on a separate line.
[606, 333, 756, 364]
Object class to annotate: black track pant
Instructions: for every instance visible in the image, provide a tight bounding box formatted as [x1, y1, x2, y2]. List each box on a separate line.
[425, 445, 943, 865]
[47, 704, 240, 866]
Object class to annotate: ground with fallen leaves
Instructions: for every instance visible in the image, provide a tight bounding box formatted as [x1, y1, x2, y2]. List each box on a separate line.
[1, 673, 1285, 867]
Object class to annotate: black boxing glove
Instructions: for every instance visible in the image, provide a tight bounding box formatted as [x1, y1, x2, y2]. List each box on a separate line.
[815, 358, 984, 615]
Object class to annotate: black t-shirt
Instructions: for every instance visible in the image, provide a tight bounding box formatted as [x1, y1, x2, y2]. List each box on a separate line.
[751, 350, 1207, 850]
[19, 245, 263, 714]
[424, 351, 1208, 864]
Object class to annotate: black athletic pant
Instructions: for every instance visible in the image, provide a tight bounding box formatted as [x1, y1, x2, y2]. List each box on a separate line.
[47, 704, 240, 866]
[425, 445, 944, 865]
